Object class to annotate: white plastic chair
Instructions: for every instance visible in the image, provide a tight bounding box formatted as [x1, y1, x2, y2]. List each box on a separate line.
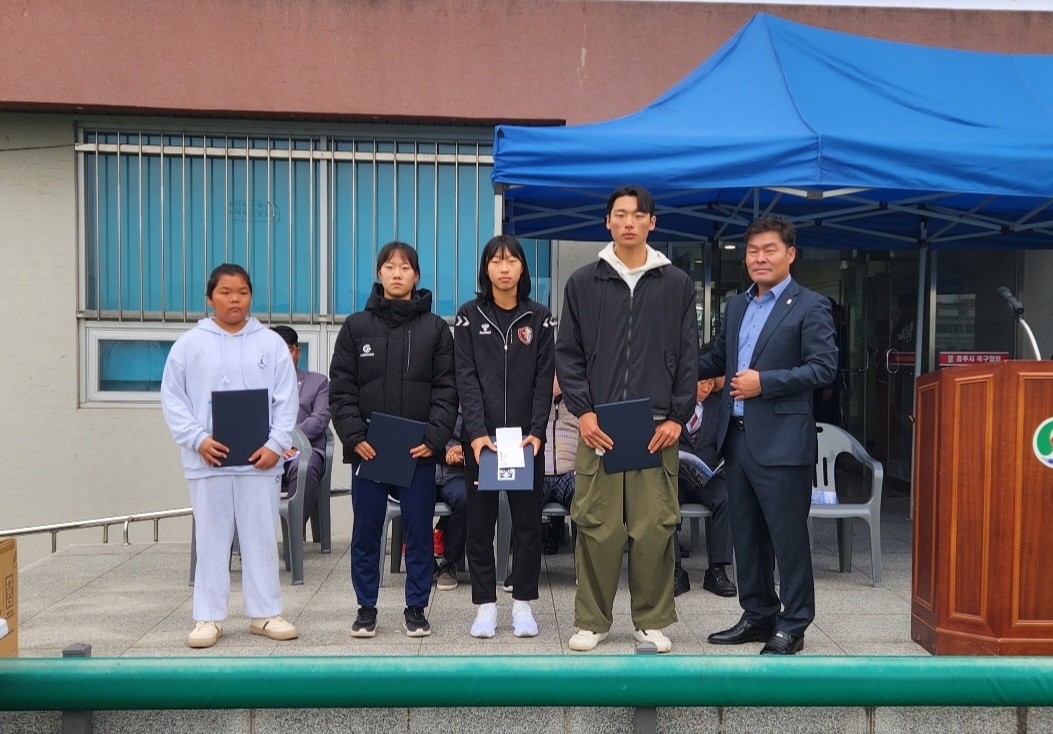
[809, 422, 884, 587]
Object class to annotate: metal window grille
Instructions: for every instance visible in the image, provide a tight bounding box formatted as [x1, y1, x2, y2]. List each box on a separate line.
[76, 126, 510, 323]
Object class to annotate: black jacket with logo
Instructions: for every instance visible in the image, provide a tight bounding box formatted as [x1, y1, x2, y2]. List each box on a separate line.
[453, 297, 556, 444]
[329, 284, 457, 465]
[555, 259, 698, 425]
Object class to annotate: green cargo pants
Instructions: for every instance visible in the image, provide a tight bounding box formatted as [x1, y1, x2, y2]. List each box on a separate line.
[570, 437, 680, 633]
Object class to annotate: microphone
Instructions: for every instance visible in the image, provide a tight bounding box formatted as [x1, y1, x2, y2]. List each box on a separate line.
[997, 286, 1025, 317]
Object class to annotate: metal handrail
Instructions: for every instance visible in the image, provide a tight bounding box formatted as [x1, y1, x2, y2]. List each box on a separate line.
[0, 508, 192, 553]
[4, 656, 1053, 710]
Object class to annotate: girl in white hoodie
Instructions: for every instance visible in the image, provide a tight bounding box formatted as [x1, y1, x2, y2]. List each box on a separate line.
[161, 263, 300, 648]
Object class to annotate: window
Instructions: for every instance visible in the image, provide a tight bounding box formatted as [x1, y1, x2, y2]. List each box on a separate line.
[77, 123, 549, 403]
[85, 326, 184, 402]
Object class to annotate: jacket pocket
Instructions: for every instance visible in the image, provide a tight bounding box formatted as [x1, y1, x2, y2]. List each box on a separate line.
[664, 347, 677, 378]
[571, 437, 606, 527]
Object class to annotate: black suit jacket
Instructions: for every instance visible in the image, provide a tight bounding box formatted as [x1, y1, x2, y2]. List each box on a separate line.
[698, 278, 837, 467]
[679, 392, 722, 470]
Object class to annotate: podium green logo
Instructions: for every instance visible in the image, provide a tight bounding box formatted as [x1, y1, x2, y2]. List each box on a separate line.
[1034, 419, 1053, 467]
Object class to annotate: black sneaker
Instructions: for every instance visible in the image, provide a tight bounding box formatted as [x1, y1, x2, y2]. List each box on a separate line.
[403, 606, 432, 637]
[702, 565, 738, 598]
[502, 574, 513, 593]
[351, 606, 378, 638]
[673, 565, 691, 597]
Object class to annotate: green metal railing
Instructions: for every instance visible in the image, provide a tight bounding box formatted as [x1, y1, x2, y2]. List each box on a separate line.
[3, 656, 1053, 711]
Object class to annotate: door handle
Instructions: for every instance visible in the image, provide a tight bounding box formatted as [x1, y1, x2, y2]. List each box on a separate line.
[885, 348, 899, 375]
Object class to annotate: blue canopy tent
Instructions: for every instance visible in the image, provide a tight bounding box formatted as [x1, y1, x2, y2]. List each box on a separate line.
[492, 13, 1053, 251]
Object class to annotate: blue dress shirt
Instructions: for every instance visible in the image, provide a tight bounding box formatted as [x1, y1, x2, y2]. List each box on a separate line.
[733, 276, 794, 417]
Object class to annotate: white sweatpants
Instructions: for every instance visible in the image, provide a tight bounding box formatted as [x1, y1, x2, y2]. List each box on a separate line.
[189, 474, 282, 622]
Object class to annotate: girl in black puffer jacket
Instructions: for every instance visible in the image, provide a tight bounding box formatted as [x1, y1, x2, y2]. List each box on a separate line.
[455, 235, 555, 639]
[330, 242, 457, 638]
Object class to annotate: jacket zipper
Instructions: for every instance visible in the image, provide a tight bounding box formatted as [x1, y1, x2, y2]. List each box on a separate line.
[405, 329, 413, 373]
[476, 305, 532, 427]
[622, 290, 634, 400]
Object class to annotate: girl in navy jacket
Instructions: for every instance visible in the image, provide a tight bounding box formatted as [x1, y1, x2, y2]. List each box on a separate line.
[330, 242, 457, 638]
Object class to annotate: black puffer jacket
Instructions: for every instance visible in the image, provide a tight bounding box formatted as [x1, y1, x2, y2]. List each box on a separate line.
[329, 284, 457, 465]
[454, 297, 555, 443]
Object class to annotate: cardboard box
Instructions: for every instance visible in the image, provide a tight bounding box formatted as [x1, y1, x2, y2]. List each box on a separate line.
[0, 538, 17, 657]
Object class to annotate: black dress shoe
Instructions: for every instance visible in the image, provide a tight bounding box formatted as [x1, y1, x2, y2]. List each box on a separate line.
[759, 630, 804, 655]
[702, 565, 737, 597]
[707, 619, 772, 645]
[673, 566, 690, 597]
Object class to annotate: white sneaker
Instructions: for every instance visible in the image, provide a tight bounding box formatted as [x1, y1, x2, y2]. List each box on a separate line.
[568, 629, 608, 651]
[187, 621, 223, 649]
[250, 615, 299, 641]
[634, 628, 672, 653]
[471, 602, 498, 638]
[511, 600, 538, 638]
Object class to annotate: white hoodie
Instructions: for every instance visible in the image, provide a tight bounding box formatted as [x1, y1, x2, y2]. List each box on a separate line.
[597, 242, 671, 294]
[161, 316, 298, 479]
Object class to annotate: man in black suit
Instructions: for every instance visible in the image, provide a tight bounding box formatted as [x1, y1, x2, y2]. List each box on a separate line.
[698, 215, 837, 655]
[272, 326, 331, 530]
[674, 373, 736, 598]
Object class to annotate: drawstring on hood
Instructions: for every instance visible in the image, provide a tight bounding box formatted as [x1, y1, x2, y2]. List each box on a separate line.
[199, 317, 262, 386]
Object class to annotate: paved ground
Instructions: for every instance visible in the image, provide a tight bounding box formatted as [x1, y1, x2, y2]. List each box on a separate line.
[12, 486, 920, 659]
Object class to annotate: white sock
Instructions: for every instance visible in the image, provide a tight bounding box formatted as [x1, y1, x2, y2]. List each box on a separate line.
[512, 599, 538, 638]
[471, 602, 498, 638]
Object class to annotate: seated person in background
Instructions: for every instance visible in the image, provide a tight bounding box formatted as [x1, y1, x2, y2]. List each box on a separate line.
[272, 325, 331, 531]
[543, 376, 578, 554]
[434, 414, 467, 590]
[675, 372, 737, 598]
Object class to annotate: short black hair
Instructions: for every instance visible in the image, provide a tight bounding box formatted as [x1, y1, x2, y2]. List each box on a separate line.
[606, 185, 656, 217]
[376, 241, 420, 278]
[206, 263, 252, 299]
[477, 235, 532, 303]
[271, 325, 298, 346]
[744, 215, 796, 249]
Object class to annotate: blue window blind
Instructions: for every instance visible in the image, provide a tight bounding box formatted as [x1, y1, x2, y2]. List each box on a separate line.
[98, 339, 175, 392]
[81, 127, 550, 396]
[84, 132, 321, 320]
[328, 139, 501, 316]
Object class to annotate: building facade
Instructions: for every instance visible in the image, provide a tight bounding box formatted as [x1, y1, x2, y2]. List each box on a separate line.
[3, 0, 1053, 562]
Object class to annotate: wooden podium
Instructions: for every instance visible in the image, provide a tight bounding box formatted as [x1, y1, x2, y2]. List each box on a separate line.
[912, 360, 1053, 655]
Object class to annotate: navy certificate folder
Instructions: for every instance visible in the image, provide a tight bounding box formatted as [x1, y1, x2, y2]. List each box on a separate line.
[594, 398, 662, 473]
[356, 412, 427, 488]
[211, 389, 270, 467]
[478, 444, 535, 491]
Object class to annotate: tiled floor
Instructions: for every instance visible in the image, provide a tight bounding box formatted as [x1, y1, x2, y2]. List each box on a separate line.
[12, 486, 921, 659]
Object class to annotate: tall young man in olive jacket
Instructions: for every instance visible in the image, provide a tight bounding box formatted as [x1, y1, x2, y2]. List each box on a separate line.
[555, 185, 698, 653]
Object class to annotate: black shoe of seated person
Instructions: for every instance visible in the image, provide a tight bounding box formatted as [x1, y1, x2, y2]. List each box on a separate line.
[702, 564, 737, 597]
[673, 565, 691, 597]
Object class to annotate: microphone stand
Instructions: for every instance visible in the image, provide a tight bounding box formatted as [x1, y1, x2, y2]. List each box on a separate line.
[998, 286, 1042, 360]
[1018, 317, 1042, 360]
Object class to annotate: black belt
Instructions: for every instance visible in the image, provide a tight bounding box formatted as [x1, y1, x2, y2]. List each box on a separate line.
[729, 416, 745, 431]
